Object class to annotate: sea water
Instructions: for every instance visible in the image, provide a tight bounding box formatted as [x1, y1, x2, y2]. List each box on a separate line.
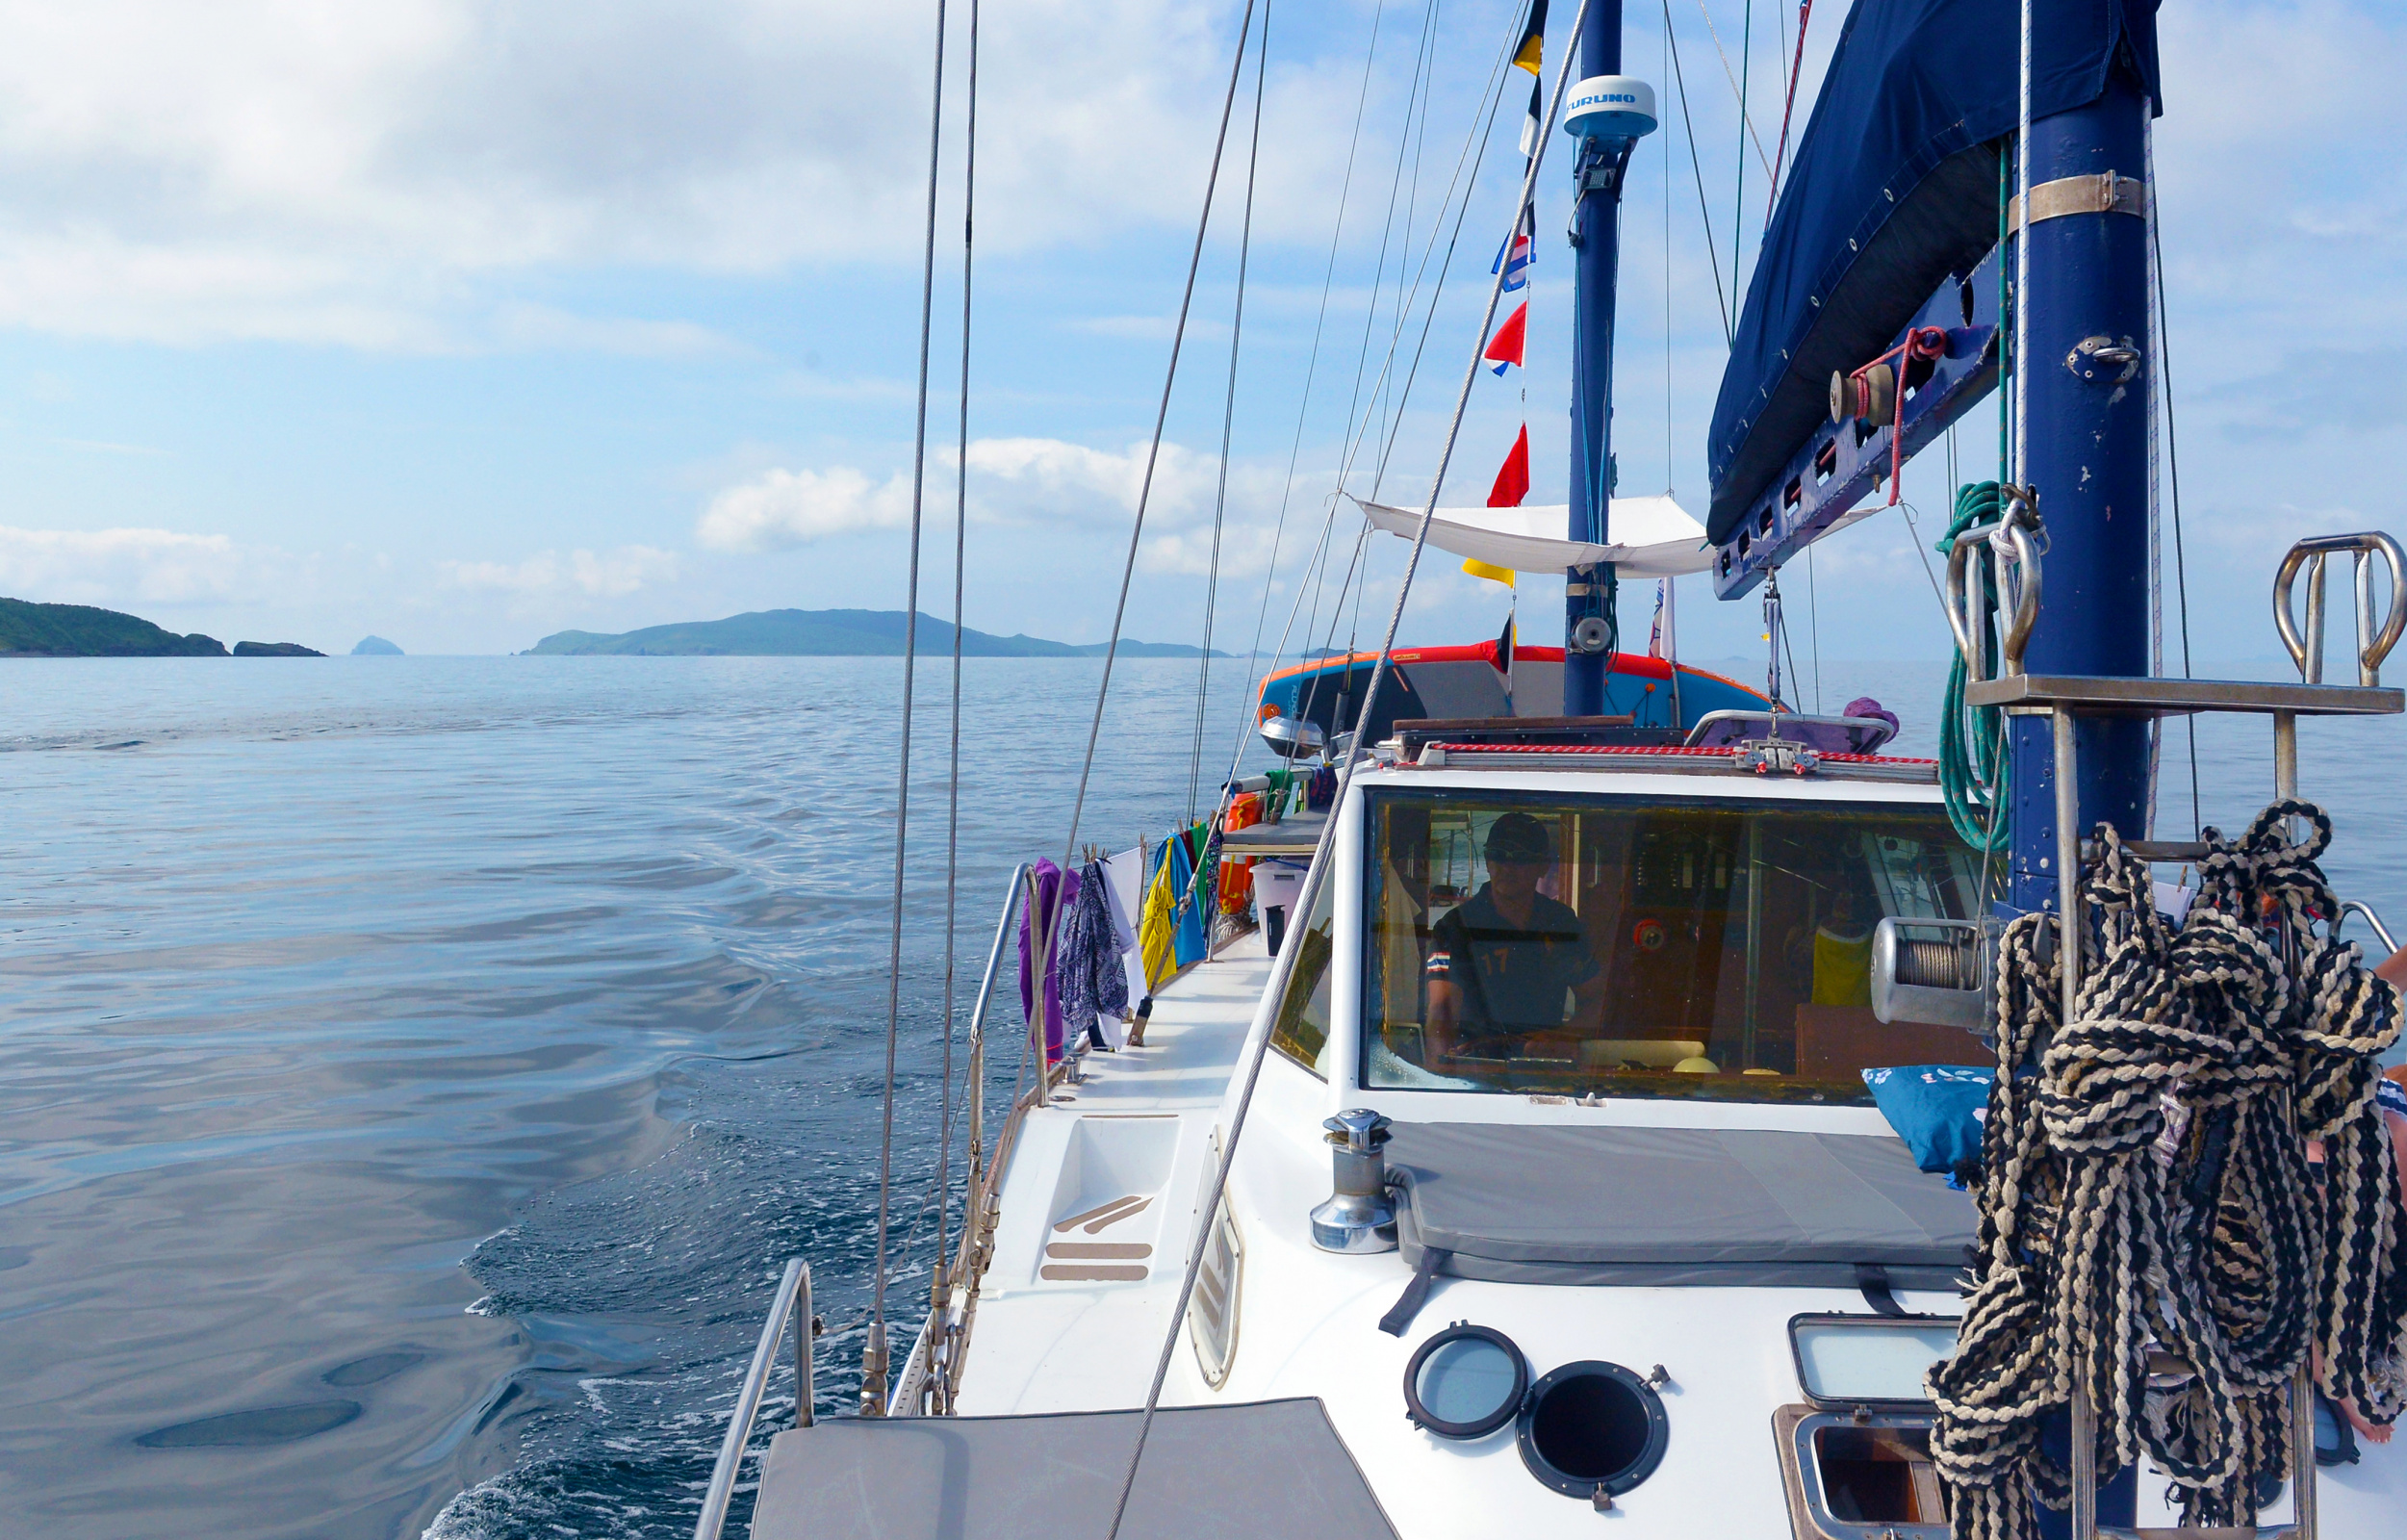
[0, 654, 2398, 1539]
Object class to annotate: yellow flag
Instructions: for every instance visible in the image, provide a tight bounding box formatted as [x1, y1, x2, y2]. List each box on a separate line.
[1463, 557, 1517, 586]
[1512, 0, 1547, 75]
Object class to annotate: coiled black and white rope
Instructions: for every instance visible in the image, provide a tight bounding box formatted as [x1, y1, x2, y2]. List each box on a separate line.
[1930, 801, 2407, 1537]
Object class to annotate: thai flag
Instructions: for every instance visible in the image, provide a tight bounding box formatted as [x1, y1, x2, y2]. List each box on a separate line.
[1492, 201, 1534, 292]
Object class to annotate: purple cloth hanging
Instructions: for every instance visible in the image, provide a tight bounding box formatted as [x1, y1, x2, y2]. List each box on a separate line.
[1016, 859, 1079, 1064]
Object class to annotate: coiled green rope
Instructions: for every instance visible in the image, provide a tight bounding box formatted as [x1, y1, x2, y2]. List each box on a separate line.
[1939, 481, 2010, 852]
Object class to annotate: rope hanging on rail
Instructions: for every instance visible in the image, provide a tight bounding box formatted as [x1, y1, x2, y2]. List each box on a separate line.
[1930, 805, 2407, 1538]
[1937, 480, 2010, 854]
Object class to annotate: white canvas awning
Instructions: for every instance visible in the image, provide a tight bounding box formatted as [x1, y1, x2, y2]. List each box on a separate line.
[1353, 494, 1712, 578]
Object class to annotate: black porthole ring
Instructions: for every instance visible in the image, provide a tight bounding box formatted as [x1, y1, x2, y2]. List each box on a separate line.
[1516, 1359, 1671, 1499]
[1401, 1322, 1527, 1440]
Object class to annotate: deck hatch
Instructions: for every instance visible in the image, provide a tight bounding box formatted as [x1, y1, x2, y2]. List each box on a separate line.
[1788, 1313, 1960, 1408]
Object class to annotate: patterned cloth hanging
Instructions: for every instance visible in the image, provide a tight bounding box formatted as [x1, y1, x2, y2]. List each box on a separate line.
[1056, 859, 1130, 1051]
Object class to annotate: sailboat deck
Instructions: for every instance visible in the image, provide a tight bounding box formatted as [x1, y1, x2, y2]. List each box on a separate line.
[952, 929, 1273, 1415]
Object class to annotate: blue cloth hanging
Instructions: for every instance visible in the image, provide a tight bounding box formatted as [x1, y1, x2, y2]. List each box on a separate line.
[1163, 834, 1207, 969]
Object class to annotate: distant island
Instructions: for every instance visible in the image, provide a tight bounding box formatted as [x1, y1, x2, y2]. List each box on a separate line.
[352, 635, 404, 655]
[233, 641, 326, 657]
[0, 597, 226, 657]
[527, 609, 1227, 658]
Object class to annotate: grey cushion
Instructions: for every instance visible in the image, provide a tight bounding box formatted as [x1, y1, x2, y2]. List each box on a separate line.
[1387, 1122, 1975, 1289]
[749, 1398, 1398, 1540]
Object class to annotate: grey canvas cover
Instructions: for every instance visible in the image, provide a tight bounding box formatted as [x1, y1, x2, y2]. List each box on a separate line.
[1221, 810, 1327, 853]
[749, 1397, 1398, 1540]
[1386, 1123, 1975, 1290]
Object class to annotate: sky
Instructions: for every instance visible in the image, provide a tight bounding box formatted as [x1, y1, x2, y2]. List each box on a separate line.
[0, 0, 2399, 664]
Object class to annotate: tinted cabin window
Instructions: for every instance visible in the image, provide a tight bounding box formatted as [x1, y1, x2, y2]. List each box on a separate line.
[1361, 792, 1978, 1103]
[1269, 869, 1336, 1078]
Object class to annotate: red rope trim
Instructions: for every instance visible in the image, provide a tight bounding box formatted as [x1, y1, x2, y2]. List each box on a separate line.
[1419, 741, 1937, 765]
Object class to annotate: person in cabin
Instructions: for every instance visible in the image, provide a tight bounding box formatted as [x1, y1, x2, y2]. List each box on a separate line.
[1422, 813, 1604, 1064]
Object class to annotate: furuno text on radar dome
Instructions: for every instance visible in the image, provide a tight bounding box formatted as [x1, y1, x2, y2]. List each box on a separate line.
[1564, 76, 1657, 142]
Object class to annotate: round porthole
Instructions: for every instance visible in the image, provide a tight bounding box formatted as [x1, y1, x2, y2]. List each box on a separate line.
[1402, 1323, 1527, 1440]
[1516, 1360, 1669, 1499]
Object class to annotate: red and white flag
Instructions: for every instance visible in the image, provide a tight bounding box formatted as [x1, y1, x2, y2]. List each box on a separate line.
[1484, 301, 1527, 376]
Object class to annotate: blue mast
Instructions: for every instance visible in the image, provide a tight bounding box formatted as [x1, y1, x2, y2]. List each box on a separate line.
[1563, 0, 1626, 716]
[2005, 70, 2154, 913]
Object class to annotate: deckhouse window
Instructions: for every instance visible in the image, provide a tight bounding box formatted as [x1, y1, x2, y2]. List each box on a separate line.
[1268, 867, 1337, 1078]
[1361, 791, 1980, 1102]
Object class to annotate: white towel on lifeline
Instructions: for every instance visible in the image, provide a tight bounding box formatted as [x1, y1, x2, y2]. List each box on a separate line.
[1096, 847, 1148, 1048]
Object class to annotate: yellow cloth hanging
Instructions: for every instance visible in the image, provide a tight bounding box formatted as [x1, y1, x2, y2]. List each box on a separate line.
[1811, 926, 1875, 1007]
[1139, 847, 1178, 992]
[1462, 557, 1517, 586]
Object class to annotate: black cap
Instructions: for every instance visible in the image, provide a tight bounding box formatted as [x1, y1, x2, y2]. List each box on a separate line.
[1483, 811, 1551, 865]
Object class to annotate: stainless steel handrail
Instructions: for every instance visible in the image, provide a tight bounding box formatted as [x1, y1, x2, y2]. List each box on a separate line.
[910, 863, 1032, 1415]
[2340, 899, 2399, 959]
[694, 1256, 813, 1540]
[964, 864, 1032, 1197]
[2274, 532, 2407, 687]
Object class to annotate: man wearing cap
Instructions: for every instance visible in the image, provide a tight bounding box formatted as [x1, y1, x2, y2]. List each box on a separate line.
[1423, 811, 1604, 1065]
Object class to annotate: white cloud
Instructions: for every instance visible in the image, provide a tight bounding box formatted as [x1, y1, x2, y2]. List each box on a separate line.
[963, 435, 1243, 526]
[1066, 315, 1232, 344]
[2153, 3, 2407, 352]
[0, 0, 1385, 348]
[695, 434, 1318, 577]
[441, 545, 679, 597]
[0, 525, 259, 607]
[490, 304, 745, 359]
[695, 467, 914, 552]
[1139, 522, 1285, 578]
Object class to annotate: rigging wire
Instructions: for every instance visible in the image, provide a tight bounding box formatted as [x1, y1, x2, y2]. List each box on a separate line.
[2146, 114, 2201, 836]
[1663, 0, 1730, 341]
[1332, 34, 1524, 650]
[1297, 9, 1519, 726]
[1731, 0, 1754, 285]
[1370, 0, 1445, 467]
[1048, 0, 1258, 950]
[1213, 0, 1395, 802]
[1331, 0, 1440, 512]
[1365, 27, 1516, 498]
[1664, 12, 1676, 489]
[1765, 0, 1813, 220]
[1694, 1, 1773, 184]
[932, 0, 980, 1366]
[2011, 0, 2033, 491]
[868, 0, 953, 1416]
[1187, 7, 1270, 827]
[1291, 0, 1444, 730]
[1103, 11, 1596, 1531]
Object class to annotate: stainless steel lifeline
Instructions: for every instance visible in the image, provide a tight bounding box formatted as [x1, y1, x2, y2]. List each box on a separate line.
[2341, 899, 2398, 957]
[693, 1256, 814, 1540]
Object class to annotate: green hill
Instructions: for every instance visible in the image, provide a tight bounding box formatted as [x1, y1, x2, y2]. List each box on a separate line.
[526, 609, 1224, 658]
[0, 598, 226, 657]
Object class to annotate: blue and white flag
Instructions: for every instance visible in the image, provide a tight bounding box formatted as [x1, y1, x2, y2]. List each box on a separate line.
[1492, 200, 1535, 292]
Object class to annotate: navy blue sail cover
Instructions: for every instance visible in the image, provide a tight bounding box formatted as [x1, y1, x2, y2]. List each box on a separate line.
[1705, 0, 2161, 545]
